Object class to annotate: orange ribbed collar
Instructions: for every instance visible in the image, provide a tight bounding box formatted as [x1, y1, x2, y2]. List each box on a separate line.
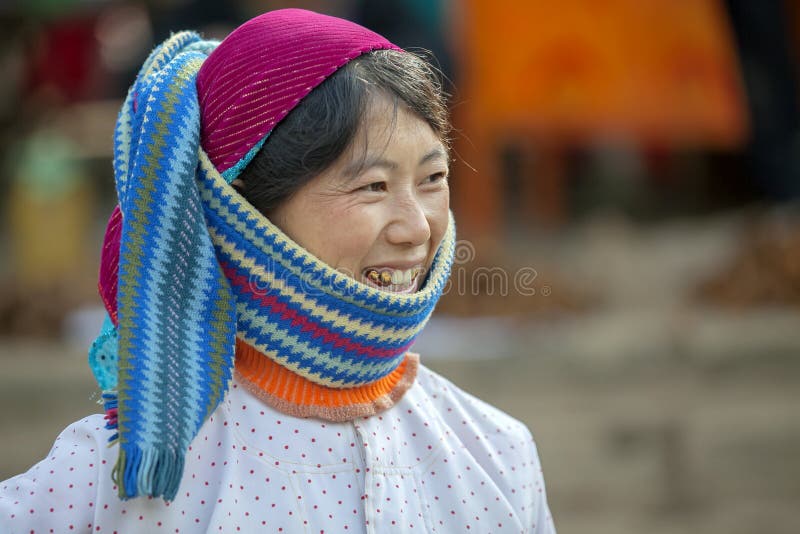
[233, 338, 419, 421]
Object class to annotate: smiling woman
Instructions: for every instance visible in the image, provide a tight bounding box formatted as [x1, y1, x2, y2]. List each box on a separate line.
[233, 45, 452, 296]
[266, 95, 450, 295]
[0, 8, 555, 533]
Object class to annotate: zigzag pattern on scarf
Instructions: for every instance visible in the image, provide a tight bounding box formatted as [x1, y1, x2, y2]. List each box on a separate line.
[110, 32, 236, 502]
[197, 149, 455, 389]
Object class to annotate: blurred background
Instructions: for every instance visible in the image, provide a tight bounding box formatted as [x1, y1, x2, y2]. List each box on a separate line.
[0, 0, 799, 533]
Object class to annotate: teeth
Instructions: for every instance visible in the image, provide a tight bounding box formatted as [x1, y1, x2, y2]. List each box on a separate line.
[390, 268, 416, 286]
[365, 268, 420, 288]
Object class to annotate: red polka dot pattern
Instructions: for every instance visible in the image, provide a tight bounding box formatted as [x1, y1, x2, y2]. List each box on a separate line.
[1, 366, 555, 532]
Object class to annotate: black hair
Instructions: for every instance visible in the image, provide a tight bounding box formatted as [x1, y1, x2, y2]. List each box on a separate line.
[234, 49, 450, 215]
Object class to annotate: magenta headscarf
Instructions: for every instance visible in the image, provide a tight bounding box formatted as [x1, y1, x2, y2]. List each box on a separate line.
[198, 8, 401, 180]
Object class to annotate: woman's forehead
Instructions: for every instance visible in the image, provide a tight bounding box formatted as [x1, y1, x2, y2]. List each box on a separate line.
[345, 98, 447, 164]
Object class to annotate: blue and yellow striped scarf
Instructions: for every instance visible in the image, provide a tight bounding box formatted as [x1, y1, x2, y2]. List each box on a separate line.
[89, 32, 454, 502]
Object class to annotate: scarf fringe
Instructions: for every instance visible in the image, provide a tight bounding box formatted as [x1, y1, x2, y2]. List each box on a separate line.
[102, 390, 119, 443]
[104, 390, 186, 501]
[112, 444, 186, 501]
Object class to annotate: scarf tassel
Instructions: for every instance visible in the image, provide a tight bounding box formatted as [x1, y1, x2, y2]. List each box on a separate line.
[112, 444, 185, 501]
[102, 391, 119, 443]
[102, 389, 191, 501]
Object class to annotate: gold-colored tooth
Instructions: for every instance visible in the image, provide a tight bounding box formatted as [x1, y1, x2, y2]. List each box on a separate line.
[380, 271, 392, 286]
[367, 270, 380, 283]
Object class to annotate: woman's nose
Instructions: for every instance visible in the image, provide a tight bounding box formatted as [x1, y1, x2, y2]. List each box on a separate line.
[386, 196, 431, 247]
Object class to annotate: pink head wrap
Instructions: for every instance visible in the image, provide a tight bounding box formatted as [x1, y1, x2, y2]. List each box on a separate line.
[196, 8, 401, 180]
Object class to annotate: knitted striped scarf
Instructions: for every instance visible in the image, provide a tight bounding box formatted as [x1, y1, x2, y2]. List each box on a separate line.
[89, 11, 454, 503]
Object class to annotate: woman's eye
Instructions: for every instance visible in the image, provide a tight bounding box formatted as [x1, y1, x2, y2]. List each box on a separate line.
[425, 172, 448, 184]
[359, 182, 387, 193]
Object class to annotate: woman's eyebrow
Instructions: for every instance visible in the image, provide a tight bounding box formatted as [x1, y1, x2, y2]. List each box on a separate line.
[343, 155, 398, 178]
[419, 147, 448, 166]
[342, 147, 448, 179]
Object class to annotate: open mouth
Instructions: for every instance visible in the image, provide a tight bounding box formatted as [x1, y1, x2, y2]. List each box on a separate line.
[362, 267, 423, 294]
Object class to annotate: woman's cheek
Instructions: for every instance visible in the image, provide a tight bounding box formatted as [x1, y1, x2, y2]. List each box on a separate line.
[328, 210, 383, 268]
[427, 188, 450, 230]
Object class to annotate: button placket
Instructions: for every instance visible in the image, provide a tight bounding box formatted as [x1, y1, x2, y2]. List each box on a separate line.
[353, 417, 435, 533]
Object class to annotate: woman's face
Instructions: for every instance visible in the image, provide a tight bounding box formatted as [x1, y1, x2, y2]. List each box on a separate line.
[269, 96, 450, 293]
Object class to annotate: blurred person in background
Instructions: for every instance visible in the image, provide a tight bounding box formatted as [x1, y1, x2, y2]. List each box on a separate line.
[0, 8, 555, 533]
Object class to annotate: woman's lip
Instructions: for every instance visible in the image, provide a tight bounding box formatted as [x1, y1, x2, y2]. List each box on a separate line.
[362, 262, 425, 272]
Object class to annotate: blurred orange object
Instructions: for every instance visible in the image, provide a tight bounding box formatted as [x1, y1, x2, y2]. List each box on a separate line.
[452, 0, 748, 235]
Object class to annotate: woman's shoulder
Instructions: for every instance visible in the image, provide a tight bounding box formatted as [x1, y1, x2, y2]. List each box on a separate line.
[0, 413, 111, 533]
[412, 363, 535, 444]
[408, 364, 555, 532]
